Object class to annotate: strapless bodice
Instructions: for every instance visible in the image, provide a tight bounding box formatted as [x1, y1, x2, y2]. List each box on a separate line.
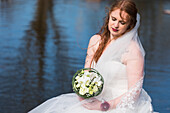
[92, 60, 128, 100]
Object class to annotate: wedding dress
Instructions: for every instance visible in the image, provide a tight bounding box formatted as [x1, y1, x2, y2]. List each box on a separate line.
[28, 14, 158, 113]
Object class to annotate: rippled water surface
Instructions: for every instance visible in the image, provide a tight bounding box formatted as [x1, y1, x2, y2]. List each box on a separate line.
[0, 0, 170, 113]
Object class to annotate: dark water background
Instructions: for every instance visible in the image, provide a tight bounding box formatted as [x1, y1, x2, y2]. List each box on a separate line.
[0, 0, 170, 113]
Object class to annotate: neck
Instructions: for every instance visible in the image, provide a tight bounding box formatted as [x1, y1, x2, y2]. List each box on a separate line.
[110, 34, 119, 41]
[110, 34, 114, 40]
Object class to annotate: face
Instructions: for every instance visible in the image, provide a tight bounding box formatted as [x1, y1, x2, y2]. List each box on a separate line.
[108, 9, 130, 38]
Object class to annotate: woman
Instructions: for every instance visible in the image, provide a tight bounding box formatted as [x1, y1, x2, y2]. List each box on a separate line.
[29, 0, 157, 113]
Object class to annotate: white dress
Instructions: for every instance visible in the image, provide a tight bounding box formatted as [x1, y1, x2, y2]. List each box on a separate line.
[28, 60, 155, 113]
[29, 14, 158, 113]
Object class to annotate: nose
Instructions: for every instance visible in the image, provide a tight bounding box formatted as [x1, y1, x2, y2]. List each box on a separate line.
[114, 21, 119, 28]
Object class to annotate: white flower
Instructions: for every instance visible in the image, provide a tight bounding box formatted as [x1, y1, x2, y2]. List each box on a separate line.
[79, 87, 89, 95]
[85, 80, 90, 86]
[77, 75, 90, 84]
[90, 73, 96, 80]
[76, 83, 80, 88]
[73, 68, 103, 98]
[81, 83, 86, 88]
[97, 81, 103, 86]
[79, 87, 86, 95]
[84, 71, 90, 76]
[85, 88, 89, 93]
[75, 76, 80, 80]
[93, 85, 98, 92]
[92, 76, 101, 84]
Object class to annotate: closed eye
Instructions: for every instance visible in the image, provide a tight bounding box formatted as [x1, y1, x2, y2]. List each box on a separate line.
[111, 16, 116, 21]
[120, 21, 126, 25]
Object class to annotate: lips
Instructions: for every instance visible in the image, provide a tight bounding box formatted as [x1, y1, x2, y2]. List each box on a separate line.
[112, 28, 119, 32]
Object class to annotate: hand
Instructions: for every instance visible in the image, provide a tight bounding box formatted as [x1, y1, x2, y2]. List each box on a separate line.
[82, 98, 102, 110]
[78, 96, 84, 101]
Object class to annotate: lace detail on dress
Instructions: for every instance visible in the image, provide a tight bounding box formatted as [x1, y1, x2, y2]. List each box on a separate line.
[116, 77, 143, 112]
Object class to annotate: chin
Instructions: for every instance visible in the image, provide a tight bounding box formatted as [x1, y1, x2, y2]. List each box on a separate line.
[112, 33, 120, 38]
[112, 31, 126, 38]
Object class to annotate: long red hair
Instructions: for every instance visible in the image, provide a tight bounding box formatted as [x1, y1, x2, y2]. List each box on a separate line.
[91, 0, 138, 66]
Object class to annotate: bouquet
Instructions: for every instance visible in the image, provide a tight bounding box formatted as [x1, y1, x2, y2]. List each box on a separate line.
[72, 68, 104, 99]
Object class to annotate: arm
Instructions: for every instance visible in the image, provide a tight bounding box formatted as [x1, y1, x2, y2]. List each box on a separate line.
[84, 35, 101, 68]
[78, 35, 101, 101]
[81, 41, 144, 111]
[108, 41, 144, 110]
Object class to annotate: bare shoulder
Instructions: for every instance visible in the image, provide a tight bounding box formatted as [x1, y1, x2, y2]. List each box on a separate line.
[89, 34, 101, 44]
[88, 34, 101, 47]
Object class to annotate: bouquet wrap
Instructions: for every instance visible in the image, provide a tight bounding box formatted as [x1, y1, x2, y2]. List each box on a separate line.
[72, 68, 104, 99]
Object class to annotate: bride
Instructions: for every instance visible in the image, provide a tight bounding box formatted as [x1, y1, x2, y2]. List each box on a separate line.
[29, 0, 158, 113]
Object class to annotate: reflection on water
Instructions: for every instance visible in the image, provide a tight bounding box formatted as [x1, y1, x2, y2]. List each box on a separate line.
[0, 0, 170, 112]
[136, 1, 170, 112]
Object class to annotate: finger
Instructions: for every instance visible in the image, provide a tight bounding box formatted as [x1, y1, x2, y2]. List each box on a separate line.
[79, 97, 84, 101]
[83, 104, 90, 109]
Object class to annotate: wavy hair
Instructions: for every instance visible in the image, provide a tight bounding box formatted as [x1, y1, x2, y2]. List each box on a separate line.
[92, 0, 138, 65]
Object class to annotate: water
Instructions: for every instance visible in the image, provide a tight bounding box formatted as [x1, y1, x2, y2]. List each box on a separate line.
[0, 0, 170, 113]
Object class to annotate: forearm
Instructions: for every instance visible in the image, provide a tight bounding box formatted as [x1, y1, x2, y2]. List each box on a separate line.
[108, 93, 126, 110]
[84, 55, 92, 68]
[84, 35, 100, 68]
[108, 78, 143, 110]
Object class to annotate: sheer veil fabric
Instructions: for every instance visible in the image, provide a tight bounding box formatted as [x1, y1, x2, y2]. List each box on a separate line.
[28, 14, 158, 113]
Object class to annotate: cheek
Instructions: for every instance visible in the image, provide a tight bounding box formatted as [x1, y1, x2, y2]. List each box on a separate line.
[108, 20, 111, 27]
[108, 22, 115, 30]
[108, 21, 112, 30]
[108, 19, 114, 26]
[120, 25, 128, 32]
